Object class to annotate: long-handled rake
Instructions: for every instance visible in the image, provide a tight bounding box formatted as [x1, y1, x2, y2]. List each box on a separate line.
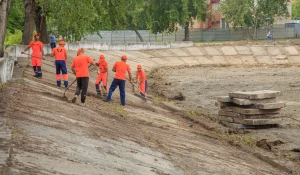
[62, 64, 93, 100]
[22, 52, 46, 60]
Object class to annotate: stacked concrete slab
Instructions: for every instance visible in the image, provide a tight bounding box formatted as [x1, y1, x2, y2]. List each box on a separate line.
[217, 90, 285, 129]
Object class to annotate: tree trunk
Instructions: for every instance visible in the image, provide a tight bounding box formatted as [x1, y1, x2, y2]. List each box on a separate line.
[184, 22, 190, 41]
[0, 0, 12, 57]
[22, 0, 36, 45]
[134, 30, 144, 42]
[34, 5, 48, 43]
[39, 16, 48, 43]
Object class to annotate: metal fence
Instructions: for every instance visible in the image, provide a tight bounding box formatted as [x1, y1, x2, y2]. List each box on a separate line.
[81, 24, 300, 43]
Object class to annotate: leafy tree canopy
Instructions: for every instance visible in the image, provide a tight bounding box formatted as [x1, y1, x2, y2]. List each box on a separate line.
[220, 0, 290, 29]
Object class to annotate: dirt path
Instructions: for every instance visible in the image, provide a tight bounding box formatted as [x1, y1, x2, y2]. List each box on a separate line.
[0, 48, 293, 174]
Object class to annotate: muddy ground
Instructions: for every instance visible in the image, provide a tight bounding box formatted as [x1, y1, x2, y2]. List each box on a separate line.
[1, 42, 300, 174]
[148, 64, 300, 173]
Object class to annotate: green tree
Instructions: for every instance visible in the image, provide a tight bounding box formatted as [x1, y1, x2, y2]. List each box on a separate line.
[148, 0, 208, 41]
[101, 0, 149, 42]
[220, 0, 290, 38]
[7, 0, 24, 34]
[292, 0, 300, 20]
[0, 0, 12, 56]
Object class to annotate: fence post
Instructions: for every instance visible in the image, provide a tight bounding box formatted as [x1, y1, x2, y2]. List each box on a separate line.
[175, 31, 177, 41]
[111, 31, 112, 43]
[162, 33, 164, 42]
[124, 30, 126, 43]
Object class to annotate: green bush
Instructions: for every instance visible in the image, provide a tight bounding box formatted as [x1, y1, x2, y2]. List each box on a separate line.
[4, 30, 22, 48]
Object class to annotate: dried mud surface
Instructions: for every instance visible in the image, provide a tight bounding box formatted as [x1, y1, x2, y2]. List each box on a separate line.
[150, 65, 300, 173]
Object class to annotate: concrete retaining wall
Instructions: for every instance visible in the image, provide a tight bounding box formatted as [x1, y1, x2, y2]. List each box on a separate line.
[13, 41, 193, 58]
[0, 46, 17, 85]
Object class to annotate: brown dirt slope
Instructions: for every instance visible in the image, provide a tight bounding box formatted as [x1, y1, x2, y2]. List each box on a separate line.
[0, 49, 293, 175]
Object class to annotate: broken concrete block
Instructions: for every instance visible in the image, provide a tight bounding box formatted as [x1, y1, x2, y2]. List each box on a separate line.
[222, 106, 281, 115]
[216, 96, 233, 102]
[276, 55, 287, 60]
[219, 102, 236, 107]
[232, 98, 276, 105]
[229, 90, 281, 100]
[253, 102, 286, 109]
[218, 115, 234, 123]
[234, 118, 282, 125]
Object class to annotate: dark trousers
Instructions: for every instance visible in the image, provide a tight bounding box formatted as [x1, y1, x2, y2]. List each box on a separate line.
[55, 60, 68, 87]
[50, 43, 56, 50]
[75, 77, 89, 103]
[106, 78, 126, 106]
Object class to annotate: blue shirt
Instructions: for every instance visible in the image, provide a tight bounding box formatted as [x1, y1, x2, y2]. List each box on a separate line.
[50, 34, 56, 43]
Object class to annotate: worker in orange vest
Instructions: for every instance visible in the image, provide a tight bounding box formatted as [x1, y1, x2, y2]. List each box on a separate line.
[105, 55, 132, 106]
[51, 40, 68, 88]
[95, 54, 108, 96]
[71, 48, 96, 104]
[21, 33, 45, 78]
[136, 64, 147, 97]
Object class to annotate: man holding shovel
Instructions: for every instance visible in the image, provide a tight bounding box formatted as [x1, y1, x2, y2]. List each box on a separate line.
[71, 48, 96, 104]
[51, 40, 68, 88]
[136, 64, 147, 97]
[106, 55, 132, 106]
[95, 54, 108, 96]
[21, 33, 45, 78]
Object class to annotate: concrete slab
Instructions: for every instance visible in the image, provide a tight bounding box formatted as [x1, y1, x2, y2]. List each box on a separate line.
[276, 55, 287, 60]
[217, 96, 233, 102]
[221, 46, 237, 55]
[288, 56, 300, 64]
[219, 102, 236, 107]
[250, 47, 268, 56]
[267, 47, 282, 55]
[229, 90, 281, 99]
[234, 46, 252, 55]
[180, 57, 200, 66]
[219, 110, 281, 119]
[234, 118, 282, 125]
[169, 49, 189, 57]
[165, 57, 186, 66]
[204, 47, 222, 56]
[221, 121, 256, 129]
[156, 50, 173, 57]
[285, 47, 299, 55]
[218, 115, 234, 123]
[194, 56, 214, 65]
[130, 51, 153, 58]
[254, 102, 286, 109]
[222, 106, 281, 115]
[225, 56, 243, 65]
[233, 98, 276, 106]
[240, 56, 258, 65]
[185, 47, 204, 56]
[256, 56, 273, 64]
[270, 56, 289, 65]
[211, 56, 228, 65]
[151, 57, 170, 66]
